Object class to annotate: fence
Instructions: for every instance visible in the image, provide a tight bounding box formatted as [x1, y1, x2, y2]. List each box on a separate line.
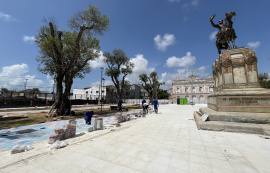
[124, 99, 173, 105]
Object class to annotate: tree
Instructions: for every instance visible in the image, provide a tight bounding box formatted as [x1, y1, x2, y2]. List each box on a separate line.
[103, 49, 134, 100]
[139, 72, 164, 103]
[258, 73, 269, 88]
[157, 89, 169, 99]
[30, 88, 40, 98]
[1, 87, 9, 94]
[35, 5, 110, 115]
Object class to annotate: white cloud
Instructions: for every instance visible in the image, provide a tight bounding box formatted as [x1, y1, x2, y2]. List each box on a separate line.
[0, 63, 46, 91]
[181, 0, 200, 11]
[88, 51, 106, 69]
[168, 0, 180, 2]
[154, 34, 175, 51]
[126, 54, 155, 84]
[160, 66, 209, 90]
[23, 36, 35, 43]
[182, 3, 189, 10]
[0, 12, 12, 22]
[166, 52, 196, 68]
[247, 41, 261, 49]
[209, 31, 218, 41]
[191, 0, 199, 6]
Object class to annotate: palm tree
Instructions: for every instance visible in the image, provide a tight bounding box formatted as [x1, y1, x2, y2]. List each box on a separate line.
[30, 88, 40, 98]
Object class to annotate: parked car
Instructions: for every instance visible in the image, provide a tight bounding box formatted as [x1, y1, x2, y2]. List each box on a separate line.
[189, 102, 195, 105]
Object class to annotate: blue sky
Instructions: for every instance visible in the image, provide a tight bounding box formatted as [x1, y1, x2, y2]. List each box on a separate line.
[0, 0, 270, 92]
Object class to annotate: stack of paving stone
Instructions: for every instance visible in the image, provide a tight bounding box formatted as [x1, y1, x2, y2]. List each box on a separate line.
[48, 119, 77, 144]
[116, 113, 131, 123]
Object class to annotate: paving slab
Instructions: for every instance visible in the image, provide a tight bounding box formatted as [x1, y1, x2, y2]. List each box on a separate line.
[0, 104, 270, 173]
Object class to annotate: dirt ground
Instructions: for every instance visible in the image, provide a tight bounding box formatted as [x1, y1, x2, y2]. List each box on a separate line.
[0, 105, 141, 130]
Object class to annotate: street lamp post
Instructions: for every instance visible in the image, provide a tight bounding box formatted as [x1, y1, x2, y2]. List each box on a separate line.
[100, 67, 104, 114]
[102, 78, 105, 104]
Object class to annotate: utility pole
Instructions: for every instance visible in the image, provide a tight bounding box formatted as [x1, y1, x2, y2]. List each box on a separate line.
[100, 67, 104, 114]
[24, 79, 28, 98]
[24, 79, 28, 91]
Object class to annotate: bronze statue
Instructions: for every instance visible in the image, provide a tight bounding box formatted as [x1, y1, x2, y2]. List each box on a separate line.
[210, 11, 237, 54]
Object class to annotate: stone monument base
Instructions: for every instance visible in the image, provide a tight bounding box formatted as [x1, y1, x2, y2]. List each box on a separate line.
[208, 88, 270, 113]
[194, 47, 270, 135]
[194, 107, 270, 135]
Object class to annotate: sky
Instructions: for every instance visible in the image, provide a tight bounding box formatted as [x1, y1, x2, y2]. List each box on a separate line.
[0, 0, 270, 92]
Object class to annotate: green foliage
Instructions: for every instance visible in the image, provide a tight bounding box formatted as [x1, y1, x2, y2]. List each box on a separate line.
[1, 87, 9, 94]
[103, 49, 134, 99]
[258, 73, 270, 89]
[158, 89, 169, 99]
[139, 72, 164, 102]
[35, 5, 110, 114]
[30, 88, 40, 98]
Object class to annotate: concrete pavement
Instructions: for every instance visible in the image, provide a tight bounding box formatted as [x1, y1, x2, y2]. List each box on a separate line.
[0, 104, 270, 173]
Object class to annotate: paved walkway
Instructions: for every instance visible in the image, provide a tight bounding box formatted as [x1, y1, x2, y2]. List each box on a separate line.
[0, 115, 118, 152]
[0, 104, 270, 173]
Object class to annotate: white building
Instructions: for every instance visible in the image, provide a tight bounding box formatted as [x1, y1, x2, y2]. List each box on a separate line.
[170, 74, 214, 104]
[71, 86, 106, 100]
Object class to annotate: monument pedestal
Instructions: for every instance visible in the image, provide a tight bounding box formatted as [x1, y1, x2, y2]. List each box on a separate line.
[194, 48, 270, 135]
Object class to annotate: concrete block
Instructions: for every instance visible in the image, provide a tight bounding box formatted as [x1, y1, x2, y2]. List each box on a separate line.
[200, 114, 209, 122]
[49, 134, 59, 144]
[54, 128, 64, 134]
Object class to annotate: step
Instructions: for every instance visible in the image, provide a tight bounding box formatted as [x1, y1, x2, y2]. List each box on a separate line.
[194, 111, 270, 136]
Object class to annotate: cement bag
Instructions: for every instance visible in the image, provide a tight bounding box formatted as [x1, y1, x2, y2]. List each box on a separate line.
[50, 140, 69, 150]
[11, 145, 34, 154]
[59, 140, 69, 148]
[50, 140, 61, 150]
[88, 126, 93, 132]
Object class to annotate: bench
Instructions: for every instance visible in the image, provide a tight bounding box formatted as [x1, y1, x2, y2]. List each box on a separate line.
[110, 106, 118, 111]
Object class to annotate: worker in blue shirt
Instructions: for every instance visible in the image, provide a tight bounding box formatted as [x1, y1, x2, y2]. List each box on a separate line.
[84, 111, 93, 125]
[152, 98, 159, 113]
[142, 99, 146, 107]
[118, 99, 123, 112]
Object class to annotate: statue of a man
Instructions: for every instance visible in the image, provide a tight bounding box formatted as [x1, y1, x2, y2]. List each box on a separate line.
[210, 12, 237, 54]
[210, 14, 226, 44]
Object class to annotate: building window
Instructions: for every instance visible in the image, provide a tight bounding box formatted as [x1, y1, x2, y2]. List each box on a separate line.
[199, 87, 203, 92]
[209, 86, 213, 92]
[96, 91, 99, 94]
[192, 87, 195, 93]
[185, 87, 188, 92]
[177, 87, 180, 94]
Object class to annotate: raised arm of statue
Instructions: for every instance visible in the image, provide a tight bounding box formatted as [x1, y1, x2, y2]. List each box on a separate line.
[210, 14, 219, 29]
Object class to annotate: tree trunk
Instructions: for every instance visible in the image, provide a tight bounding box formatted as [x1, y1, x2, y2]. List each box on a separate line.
[55, 75, 63, 115]
[60, 76, 73, 115]
[149, 91, 153, 104]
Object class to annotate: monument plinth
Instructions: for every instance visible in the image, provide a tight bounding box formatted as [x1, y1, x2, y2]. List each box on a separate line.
[194, 11, 270, 135]
[208, 47, 270, 113]
[194, 48, 270, 135]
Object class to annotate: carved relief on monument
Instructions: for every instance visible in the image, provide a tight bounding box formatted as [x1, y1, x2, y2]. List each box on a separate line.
[222, 58, 232, 73]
